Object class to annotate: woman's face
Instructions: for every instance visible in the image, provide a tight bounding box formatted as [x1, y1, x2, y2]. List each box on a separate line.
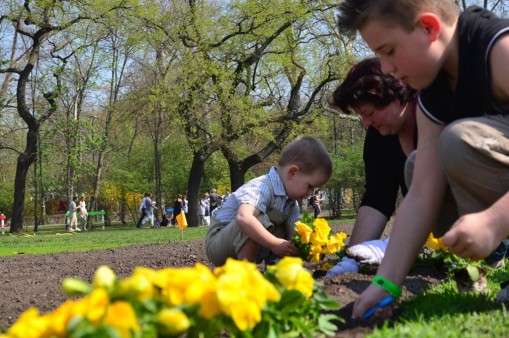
[354, 100, 409, 136]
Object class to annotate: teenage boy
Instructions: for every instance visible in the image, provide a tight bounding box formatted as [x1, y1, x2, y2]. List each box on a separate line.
[336, 0, 509, 318]
[205, 136, 332, 267]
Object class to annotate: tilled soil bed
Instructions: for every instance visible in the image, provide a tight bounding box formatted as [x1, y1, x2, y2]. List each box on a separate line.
[0, 224, 444, 337]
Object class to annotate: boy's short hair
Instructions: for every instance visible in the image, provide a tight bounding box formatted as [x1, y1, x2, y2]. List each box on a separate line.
[332, 57, 417, 113]
[278, 136, 332, 177]
[336, 0, 460, 35]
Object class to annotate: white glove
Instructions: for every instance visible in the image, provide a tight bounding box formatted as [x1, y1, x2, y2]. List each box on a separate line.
[346, 237, 390, 265]
[325, 257, 360, 278]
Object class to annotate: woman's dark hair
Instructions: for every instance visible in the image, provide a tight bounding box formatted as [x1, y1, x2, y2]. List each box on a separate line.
[332, 57, 417, 114]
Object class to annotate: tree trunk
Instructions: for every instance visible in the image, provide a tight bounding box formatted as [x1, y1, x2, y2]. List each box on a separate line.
[228, 161, 245, 192]
[186, 151, 208, 227]
[10, 128, 39, 233]
[224, 126, 292, 191]
[90, 151, 104, 218]
[153, 112, 163, 218]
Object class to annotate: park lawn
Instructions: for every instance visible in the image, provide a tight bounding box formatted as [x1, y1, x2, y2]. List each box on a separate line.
[370, 260, 509, 338]
[0, 223, 209, 256]
[362, 221, 509, 338]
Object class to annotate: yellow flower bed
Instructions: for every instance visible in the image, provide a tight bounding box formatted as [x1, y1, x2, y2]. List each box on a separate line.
[1, 257, 341, 338]
[292, 215, 347, 262]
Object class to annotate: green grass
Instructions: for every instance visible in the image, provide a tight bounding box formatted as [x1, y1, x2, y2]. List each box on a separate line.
[0, 223, 209, 256]
[368, 261, 509, 337]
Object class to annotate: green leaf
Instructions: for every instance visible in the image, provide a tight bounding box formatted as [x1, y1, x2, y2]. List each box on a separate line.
[318, 313, 342, 335]
[466, 265, 480, 282]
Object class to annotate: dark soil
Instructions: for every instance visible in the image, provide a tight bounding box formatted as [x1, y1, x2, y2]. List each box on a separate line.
[0, 223, 445, 337]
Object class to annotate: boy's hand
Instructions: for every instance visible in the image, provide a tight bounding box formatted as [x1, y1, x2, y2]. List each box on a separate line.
[271, 238, 299, 257]
[443, 210, 504, 260]
[352, 284, 394, 319]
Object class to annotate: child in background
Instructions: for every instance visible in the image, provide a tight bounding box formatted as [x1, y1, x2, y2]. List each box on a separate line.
[205, 136, 332, 267]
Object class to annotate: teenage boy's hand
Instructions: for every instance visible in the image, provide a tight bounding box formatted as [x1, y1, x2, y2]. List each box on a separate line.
[271, 238, 299, 257]
[352, 284, 394, 319]
[443, 210, 504, 260]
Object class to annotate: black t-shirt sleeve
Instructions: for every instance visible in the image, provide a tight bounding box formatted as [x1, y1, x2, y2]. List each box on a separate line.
[360, 127, 408, 219]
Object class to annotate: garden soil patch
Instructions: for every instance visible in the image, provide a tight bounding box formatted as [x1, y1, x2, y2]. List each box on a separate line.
[0, 223, 444, 337]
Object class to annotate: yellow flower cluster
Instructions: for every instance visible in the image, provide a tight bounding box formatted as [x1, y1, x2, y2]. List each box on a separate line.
[293, 217, 347, 262]
[0, 257, 318, 337]
[0, 288, 140, 338]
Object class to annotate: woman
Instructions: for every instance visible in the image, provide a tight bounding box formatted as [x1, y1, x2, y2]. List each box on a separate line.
[332, 57, 418, 248]
[311, 189, 323, 219]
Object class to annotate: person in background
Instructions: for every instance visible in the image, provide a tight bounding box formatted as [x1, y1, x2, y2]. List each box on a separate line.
[172, 194, 183, 226]
[205, 136, 332, 267]
[222, 189, 232, 204]
[140, 193, 157, 228]
[68, 196, 80, 232]
[160, 214, 169, 227]
[199, 192, 210, 226]
[311, 189, 323, 219]
[182, 194, 189, 216]
[78, 195, 88, 231]
[209, 188, 221, 214]
[136, 193, 149, 228]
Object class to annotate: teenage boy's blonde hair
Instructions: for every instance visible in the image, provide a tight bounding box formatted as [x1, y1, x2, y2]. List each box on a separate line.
[336, 0, 460, 35]
[278, 136, 332, 177]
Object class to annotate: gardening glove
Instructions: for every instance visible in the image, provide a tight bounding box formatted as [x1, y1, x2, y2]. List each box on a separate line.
[325, 257, 360, 278]
[346, 237, 390, 265]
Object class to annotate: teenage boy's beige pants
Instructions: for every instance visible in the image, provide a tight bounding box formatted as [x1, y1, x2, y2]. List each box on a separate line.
[405, 114, 509, 235]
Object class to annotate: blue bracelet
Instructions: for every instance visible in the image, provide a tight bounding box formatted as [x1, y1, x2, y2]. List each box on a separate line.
[362, 296, 395, 320]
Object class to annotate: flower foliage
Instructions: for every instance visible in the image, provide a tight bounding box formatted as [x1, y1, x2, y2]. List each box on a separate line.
[292, 213, 347, 263]
[1, 257, 342, 338]
[425, 233, 484, 283]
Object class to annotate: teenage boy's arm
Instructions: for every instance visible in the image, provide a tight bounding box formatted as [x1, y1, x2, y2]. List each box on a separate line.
[443, 35, 509, 258]
[236, 203, 299, 257]
[352, 110, 447, 318]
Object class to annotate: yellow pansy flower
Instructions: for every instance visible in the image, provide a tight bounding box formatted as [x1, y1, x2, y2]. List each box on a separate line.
[216, 259, 280, 330]
[119, 273, 154, 301]
[309, 244, 323, 263]
[5, 307, 50, 338]
[310, 219, 330, 246]
[61, 278, 92, 296]
[426, 233, 448, 251]
[93, 265, 116, 290]
[104, 301, 140, 338]
[321, 232, 347, 254]
[46, 300, 78, 336]
[273, 257, 314, 298]
[85, 288, 110, 323]
[156, 309, 190, 335]
[295, 221, 313, 244]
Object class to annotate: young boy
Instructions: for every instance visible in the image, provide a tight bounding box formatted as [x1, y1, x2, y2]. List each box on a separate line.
[205, 136, 332, 267]
[336, 1, 509, 318]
